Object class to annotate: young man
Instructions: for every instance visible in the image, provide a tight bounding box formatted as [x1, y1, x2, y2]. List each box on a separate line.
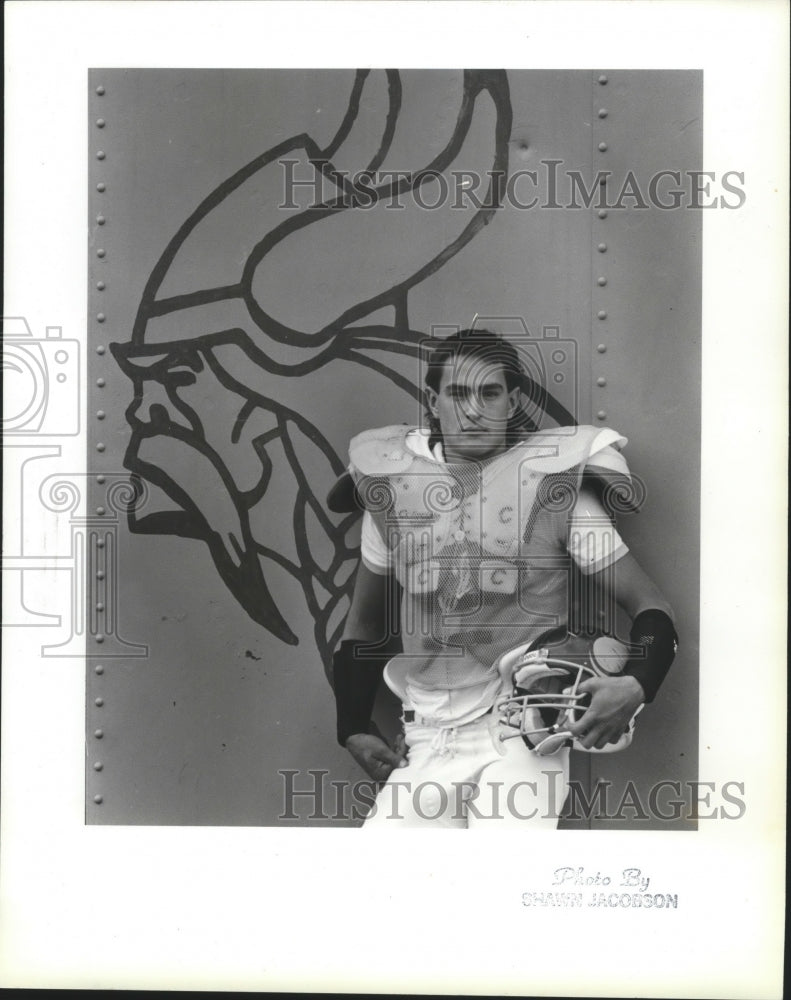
[331, 329, 677, 827]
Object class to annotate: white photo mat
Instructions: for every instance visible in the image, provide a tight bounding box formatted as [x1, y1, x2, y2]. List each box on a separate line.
[2, 1, 787, 995]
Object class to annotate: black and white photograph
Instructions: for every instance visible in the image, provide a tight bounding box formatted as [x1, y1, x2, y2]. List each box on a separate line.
[2, 1, 787, 995]
[84, 66, 700, 831]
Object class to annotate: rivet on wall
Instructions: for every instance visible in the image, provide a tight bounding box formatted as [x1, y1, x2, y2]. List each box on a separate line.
[93, 515, 107, 673]
[593, 74, 611, 426]
[94, 762, 103, 771]
[94, 795, 104, 805]
[96, 518, 105, 653]
[95, 665, 104, 675]
[92, 81, 110, 706]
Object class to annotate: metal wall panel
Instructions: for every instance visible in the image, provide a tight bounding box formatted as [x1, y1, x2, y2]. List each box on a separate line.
[86, 69, 700, 827]
[583, 71, 701, 828]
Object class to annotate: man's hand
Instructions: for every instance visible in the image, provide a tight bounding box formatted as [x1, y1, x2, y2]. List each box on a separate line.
[566, 675, 645, 750]
[345, 733, 408, 781]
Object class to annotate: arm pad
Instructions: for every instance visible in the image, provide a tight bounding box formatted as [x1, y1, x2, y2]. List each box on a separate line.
[623, 609, 679, 703]
[333, 639, 387, 747]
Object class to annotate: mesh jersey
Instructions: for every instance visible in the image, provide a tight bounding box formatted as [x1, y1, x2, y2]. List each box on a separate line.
[360, 429, 627, 577]
[349, 424, 633, 725]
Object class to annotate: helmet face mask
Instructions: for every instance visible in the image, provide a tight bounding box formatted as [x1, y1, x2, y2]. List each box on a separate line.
[494, 631, 642, 755]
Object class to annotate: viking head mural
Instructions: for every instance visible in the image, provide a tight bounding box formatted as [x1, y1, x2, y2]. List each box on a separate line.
[110, 69, 514, 668]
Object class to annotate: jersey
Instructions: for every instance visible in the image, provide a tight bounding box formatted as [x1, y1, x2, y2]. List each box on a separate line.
[348, 424, 634, 725]
[360, 429, 628, 578]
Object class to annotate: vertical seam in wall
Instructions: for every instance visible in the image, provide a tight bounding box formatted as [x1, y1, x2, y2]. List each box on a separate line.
[581, 69, 599, 830]
[89, 69, 107, 819]
[587, 69, 596, 429]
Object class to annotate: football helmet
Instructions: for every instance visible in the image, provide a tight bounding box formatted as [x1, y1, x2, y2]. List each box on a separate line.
[493, 628, 643, 755]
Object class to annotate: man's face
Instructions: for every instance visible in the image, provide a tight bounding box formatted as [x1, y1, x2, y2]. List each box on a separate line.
[426, 355, 520, 462]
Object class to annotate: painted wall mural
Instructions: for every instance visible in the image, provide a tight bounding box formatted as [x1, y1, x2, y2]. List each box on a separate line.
[88, 69, 700, 826]
[110, 69, 576, 671]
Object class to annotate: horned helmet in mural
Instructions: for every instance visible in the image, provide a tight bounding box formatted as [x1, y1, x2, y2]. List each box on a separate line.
[111, 70, 522, 669]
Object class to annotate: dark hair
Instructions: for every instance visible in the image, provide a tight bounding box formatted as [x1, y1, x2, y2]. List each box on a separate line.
[423, 328, 536, 446]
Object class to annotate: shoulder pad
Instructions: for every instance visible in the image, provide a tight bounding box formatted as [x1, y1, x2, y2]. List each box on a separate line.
[511, 425, 621, 473]
[579, 428, 640, 511]
[349, 425, 416, 475]
[582, 427, 630, 474]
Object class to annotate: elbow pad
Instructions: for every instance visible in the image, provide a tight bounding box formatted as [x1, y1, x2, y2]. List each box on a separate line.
[623, 609, 679, 703]
[333, 640, 387, 747]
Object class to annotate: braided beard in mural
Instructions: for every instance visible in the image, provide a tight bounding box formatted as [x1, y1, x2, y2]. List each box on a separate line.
[110, 69, 558, 672]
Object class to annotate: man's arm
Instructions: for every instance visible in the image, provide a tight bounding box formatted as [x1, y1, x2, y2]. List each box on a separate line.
[597, 549, 674, 622]
[342, 560, 392, 644]
[568, 552, 678, 750]
[334, 562, 407, 780]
